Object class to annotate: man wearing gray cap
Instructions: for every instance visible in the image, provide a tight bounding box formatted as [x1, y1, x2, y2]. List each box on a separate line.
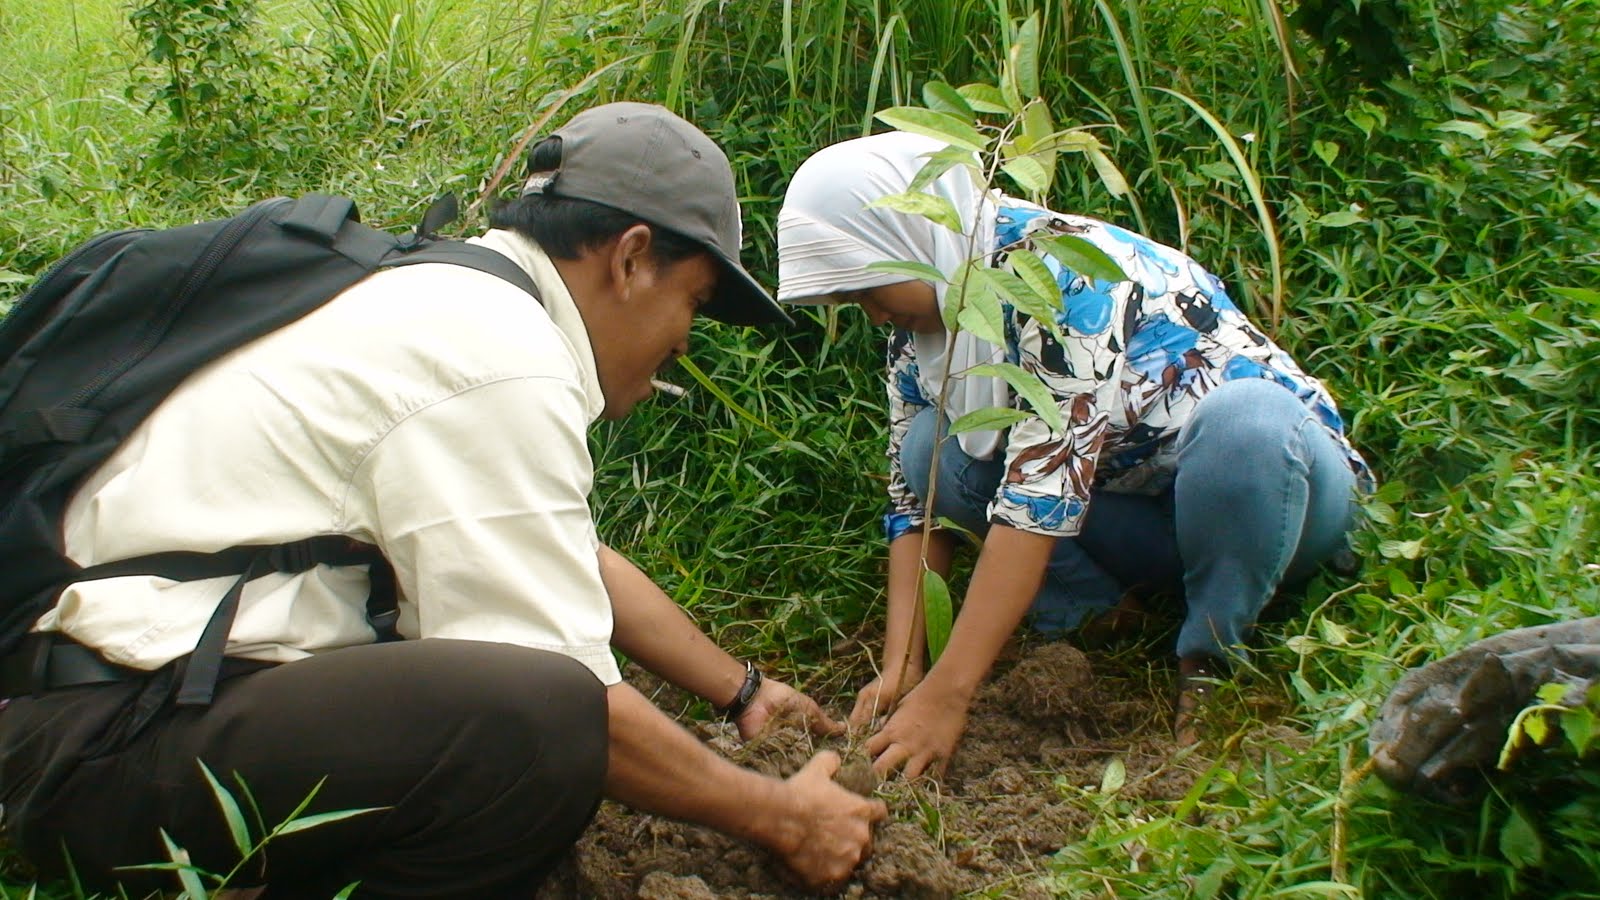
[0, 102, 884, 897]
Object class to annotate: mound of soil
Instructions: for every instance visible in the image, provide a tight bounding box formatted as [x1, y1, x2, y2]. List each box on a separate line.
[538, 642, 1229, 898]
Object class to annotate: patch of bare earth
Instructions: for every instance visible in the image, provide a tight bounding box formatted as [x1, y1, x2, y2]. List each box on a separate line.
[538, 642, 1250, 898]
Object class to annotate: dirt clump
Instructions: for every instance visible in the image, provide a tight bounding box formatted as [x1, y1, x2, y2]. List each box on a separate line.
[539, 641, 1228, 898]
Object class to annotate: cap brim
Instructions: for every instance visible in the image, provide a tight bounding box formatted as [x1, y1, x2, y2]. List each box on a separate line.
[702, 252, 793, 327]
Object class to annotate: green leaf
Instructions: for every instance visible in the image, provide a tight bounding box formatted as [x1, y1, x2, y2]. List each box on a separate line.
[949, 407, 1031, 434]
[864, 191, 964, 233]
[1317, 618, 1351, 647]
[276, 806, 386, 837]
[198, 760, 251, 857]
[1536, 682, 1570, 705]
[1085, 147, 1129, 197]
[1316, 209, 1367, 228]
[1377, 538, 1424, 560]
[159, 829, 210, 899]
[0, 269, 31, 285]
[1099, 756, 1126, 794]
[1010, 13, 1042, 98]
[921, 81, 973, 119]
[1436, 119, 1491, 141]
[974, 265, 1057, 329]
[1008, 250, 1059, 312]
[1036, 235, 1128, 283]
[332, 883, 362, 899]
[956, 296, 1006, 345]
[956, 83, 1010, 114]
[1499, 805, 1544, 869]
[921, 566, 953, 663]
[1564, 706, 1596, 756]
[1312, 140, 1340, 166]
[1020, 101, 1057, 179]
[1001, 155, 1050, 197]
[866, 260, 948, 284]
[873, 107, 986, 152]
[966, 362, 1063, 433]
[908, 145, 976, 193]
[1550, 286, 1600, 307]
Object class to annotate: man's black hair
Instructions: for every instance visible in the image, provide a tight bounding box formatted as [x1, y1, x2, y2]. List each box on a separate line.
[490, 136, 704, 265]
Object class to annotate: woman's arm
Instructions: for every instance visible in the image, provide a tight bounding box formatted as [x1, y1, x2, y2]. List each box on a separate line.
[865, 524, 1054, 777]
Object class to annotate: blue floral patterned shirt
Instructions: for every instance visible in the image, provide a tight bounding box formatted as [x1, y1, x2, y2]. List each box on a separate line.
[884, 205, 1373, 541]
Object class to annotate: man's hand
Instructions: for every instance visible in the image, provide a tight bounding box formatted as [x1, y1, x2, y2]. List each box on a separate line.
[863, 681, 970, 780]
[848, 668, 923, 728]
[767, 751, 888, 889]
[736, 677, 843, 741]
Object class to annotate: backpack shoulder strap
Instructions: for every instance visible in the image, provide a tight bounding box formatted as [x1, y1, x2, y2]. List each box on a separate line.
[388, 242, 543, 304]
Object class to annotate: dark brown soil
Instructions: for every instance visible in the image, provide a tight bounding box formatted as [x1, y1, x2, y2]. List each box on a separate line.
[537, 641, 1241, 898]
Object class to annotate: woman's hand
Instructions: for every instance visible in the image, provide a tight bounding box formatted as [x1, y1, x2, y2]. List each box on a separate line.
[863, 680, 971, 780]
[736, 677, 843, 741]
[849, 667, 924, 728]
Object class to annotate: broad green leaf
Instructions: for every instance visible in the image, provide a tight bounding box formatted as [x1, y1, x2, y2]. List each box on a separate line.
[1008, 250, 1059, 312]
[1316, 210, 1367, 228]
[921, 81, 973, 119]
[874, 107, 986, 152]
[921, 566, 953, 663]
[1499, 806, 1544, 869]
[1020, 101, 1057, 185]
[969, 267, 1056, 331]
[198, 760, 251, 857]
[159, 829, 209, 900]
[1564, 706, 1595, 755]
[1522, 710, 1550, 744]
[1377, 538, 1424, 560]
[1000, 65, 1025, 115]
[1264, 882, 1360, 897]
[1317, 618, 1351, 646]
[1436, 119, 1490, 141]
[277, 806, 386, 837]
[1086, 147, 1130, 197]
[1193, 857, 1237, 900]
[866, 260, 948, 284]
[1036, 235, 1128, 283]
[333, 883, 362, 899]
[957, 83, 1010, 115]
[1010, 13, 1042, 98]
[1551, 286, 1600, 307]
[1099, 756, 1126, 794]
[0, 269, 31, 285]
[908, 145, 976, 193]
[949, 407, 1030, 434]
[1312, 140, 1340, 166]
[966, 362, 1063, 433]
[1536, 683, 1570, 705]
[1001, 155, 1050, 197]
[865, 191, 964, 233]
[956, 296, 1006, 346]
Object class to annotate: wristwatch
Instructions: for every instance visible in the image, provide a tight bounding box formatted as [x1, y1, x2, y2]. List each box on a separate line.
[718, 661, 763, 721]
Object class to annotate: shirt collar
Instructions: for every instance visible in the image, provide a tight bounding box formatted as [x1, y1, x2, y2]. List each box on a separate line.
[468, 229, 607, 422]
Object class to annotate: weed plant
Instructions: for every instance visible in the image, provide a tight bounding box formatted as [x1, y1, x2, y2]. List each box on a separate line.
[0, 0, 1596, 895]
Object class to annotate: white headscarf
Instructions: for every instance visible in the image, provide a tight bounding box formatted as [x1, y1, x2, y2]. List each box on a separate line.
[777, 132, 1010, 459]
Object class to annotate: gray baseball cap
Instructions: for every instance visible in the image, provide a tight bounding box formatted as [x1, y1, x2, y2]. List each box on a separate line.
[532, 102, 791, 327]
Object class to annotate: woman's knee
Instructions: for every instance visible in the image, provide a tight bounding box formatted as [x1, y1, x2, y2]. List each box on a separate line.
[1179, 378, 1312, 463]
[899, 406, 940, 501]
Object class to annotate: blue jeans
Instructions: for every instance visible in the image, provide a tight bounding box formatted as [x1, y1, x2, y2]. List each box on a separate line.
[900, 378, 1359, 660]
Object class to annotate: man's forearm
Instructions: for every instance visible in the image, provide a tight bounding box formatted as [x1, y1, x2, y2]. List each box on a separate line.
[922, 524, 1054, 699]
[599, 543, 746, 707]
[605, 682, 797, 848]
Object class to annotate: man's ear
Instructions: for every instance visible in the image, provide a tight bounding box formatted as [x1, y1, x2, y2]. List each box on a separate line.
[608, 224, 656, 300]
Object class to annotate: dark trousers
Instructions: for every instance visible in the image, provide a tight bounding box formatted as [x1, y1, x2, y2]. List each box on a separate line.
[0, 640, 608, 898]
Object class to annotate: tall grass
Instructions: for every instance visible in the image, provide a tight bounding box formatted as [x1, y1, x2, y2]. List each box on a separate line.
[1, 0, 1597, 895]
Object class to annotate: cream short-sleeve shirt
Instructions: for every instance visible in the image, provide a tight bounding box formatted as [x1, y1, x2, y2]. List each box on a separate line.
[40, 230, 622, 685]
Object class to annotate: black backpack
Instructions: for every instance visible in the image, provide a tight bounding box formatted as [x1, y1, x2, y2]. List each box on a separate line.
[0, 193, 541, 704]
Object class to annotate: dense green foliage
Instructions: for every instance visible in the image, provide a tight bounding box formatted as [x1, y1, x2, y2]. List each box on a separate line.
[0, 0, 1595, 895]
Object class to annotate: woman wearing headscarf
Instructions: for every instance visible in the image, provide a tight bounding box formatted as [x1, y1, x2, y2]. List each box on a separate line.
[777, 132, 1371, 771]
